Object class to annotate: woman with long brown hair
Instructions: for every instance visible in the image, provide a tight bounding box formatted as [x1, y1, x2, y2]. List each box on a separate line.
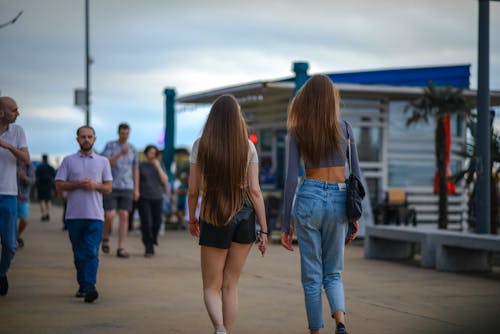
[188, 94, 267, 334]
[281, 75, 361, 334]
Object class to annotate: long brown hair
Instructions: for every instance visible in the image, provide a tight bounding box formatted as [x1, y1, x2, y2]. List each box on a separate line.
[287, 74, 343, 165]
[198, 95, 249, 226]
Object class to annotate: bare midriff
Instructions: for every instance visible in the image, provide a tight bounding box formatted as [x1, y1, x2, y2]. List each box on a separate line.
[305, 166, 345, 183]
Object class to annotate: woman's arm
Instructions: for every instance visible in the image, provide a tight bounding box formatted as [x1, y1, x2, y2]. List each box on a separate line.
[281, 134, 299, 251]
[187, 163, 201, 237]
[153, 159, 168, 185]
[247, 162, 268, 256]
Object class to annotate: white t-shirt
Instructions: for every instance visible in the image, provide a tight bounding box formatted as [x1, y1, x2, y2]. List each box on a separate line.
[0, 124, 28, 195]
[190, 138, 258, 165]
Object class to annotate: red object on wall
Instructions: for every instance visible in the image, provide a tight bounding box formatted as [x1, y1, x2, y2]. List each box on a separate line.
[249, 133, 258, 144]
[433, 116, 456, 194]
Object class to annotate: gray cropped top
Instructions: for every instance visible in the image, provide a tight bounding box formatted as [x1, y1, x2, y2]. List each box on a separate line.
[281, 120, 361, 233]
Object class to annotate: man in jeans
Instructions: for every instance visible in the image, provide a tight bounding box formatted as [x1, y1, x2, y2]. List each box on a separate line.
[101, 123, 139, 258]
[0, 96, 30, 296]
[56, 125, 112, 303]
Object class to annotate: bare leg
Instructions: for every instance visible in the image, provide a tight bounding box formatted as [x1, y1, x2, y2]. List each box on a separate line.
[117, 209, 129, 250]
[201, 246, 228, 332]
[39, 201, 47, 217]
[103, 210, 115, 240]
[46, 200, 52, 218]
[332, 310, 346, 328]
[18, 218, 28, 236]
[310, 330, 319, 334]
[221, 242, 252, 333]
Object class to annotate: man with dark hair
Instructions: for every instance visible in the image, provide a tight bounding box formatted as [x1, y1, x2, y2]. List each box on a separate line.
[35, 153, 56, 221]
[56, 125, 112, 303]
[0, 96, 30, 296]
[101, 123, 139, 258]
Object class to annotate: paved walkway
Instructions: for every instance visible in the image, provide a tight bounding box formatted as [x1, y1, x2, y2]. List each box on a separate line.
[1, 204, 499, 334]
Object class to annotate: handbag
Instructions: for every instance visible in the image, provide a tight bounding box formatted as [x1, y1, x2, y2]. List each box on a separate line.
[345, 128, 365, 223]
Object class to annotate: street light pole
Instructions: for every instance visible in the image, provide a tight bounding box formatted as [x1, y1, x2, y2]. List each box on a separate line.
[85, 0, 90, 126]
[475, 0, 490, 234]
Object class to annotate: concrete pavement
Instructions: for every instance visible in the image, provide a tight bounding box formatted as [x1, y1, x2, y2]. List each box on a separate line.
[1, 204, 499, 334]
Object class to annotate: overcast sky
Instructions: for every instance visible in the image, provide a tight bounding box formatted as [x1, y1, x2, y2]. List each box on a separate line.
[1, 0, 499, 160]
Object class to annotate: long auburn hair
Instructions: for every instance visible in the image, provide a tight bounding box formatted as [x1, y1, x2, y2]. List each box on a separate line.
[287, 74, 343, 165]
[198, 95, 249, 226]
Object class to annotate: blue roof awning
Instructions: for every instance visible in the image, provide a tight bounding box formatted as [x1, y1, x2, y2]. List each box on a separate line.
[327, 64, 470, 88]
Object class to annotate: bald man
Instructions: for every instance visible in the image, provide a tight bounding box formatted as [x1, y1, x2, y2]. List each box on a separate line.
[0, 96, 30, 296]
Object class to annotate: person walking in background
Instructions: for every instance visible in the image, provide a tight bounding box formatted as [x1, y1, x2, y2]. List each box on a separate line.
[0, 96, 30, 296]
[16, 161, 36, 248]
[35, 154, 56, 221]
[55, 125, 112, 303]
[174, 172, 189, 229]
[137, 144, 168, 257]
[188, 95, 268, 334]
[281, 75, 361, 334]
[101, 123, 139, 258]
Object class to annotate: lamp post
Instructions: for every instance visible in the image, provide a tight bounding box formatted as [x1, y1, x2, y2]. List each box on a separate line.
[0, 11, 23, 29]
[475, 0, 490, 234]
[85, 0, 90, 126]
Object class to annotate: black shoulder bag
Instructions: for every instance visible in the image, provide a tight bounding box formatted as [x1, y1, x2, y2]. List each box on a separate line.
[345, 128, 365, 223]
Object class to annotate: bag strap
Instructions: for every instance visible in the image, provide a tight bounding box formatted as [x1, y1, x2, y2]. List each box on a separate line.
[344, 120, 352, 174]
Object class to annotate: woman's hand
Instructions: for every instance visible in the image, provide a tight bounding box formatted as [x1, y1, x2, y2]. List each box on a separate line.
[345, 221, 359, 245]
[188, 217, 200, 237]
[256, 231, 268, 257]
[281, 229, 294, 252]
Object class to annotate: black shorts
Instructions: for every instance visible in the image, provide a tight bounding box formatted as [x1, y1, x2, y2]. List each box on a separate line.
[37, 187, 52, 201]
[103, 189, 133, 211]
[199, 204, 256, 249]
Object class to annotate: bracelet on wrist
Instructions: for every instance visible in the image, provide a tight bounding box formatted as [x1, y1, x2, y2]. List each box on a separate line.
[259, 231, 269, 235]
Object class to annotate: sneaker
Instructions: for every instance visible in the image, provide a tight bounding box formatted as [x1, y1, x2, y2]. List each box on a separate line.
[0, 276, 8, 296]
[214, 325, 226, 334]
[84, 290, 99, 303]
[336, 322, 348, 334]
[75, 289, 86, 298]
[116, 248, 130, 258]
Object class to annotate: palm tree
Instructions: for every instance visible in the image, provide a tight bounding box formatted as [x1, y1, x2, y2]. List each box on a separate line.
[453, 112, 500, 234]
[405, 81, 470, 229]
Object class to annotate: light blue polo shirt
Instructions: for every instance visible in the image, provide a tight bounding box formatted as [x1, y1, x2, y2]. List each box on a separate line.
[101, 140, 138, 190]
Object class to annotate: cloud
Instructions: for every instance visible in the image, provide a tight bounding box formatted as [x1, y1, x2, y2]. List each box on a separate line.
[2, 0, 500, 156]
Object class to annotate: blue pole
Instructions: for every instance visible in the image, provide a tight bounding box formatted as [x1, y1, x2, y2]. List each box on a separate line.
[292, 62, 309, 96]
[475, 0, 490, 234]
[163, 88, 176, 183]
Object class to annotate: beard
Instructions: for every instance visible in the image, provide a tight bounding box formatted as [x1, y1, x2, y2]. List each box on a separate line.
[79, 142, 94, 153]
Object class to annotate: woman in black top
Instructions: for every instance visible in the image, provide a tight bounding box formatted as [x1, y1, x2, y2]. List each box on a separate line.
[138, 145, 168, 257]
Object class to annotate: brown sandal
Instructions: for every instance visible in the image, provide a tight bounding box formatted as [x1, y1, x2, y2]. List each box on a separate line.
[101, 239, 110, 254]
[116, 248, 130, 258]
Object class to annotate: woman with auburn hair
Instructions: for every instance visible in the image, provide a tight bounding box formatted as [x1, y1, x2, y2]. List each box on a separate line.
[282, 74, 361, 334]
[188, 94, 267, 334]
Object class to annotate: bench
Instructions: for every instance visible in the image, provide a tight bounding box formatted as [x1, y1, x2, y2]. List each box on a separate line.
[431, 230, 500, 271]
[364, 225, 436, 268]
[365, 225, 500, 272]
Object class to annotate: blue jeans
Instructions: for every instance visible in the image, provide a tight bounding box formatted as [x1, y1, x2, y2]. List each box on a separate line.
[293, 179, 347, 330]
[0, 195, 17, 277]
[66, 219, 103, 292]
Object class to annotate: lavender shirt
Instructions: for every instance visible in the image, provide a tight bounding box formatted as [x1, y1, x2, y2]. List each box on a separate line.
[56, 151, 112, 221]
